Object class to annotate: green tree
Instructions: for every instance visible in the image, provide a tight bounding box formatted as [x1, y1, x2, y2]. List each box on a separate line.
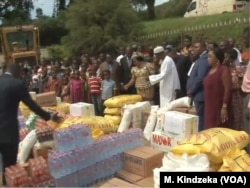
[53, 0, 67, 17]
[132, 0, 155, 20]
[36, 8, 43, 18]
[0, 0, 33, 25]
[33, 14, 68, 46]
[62, 0, 142, 56]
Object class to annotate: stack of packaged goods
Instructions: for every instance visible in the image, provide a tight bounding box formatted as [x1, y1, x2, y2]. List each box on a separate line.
[104, 95, 143, 126]
[36, 126, 54, 143]
[28, 157, 54, 187]
[26, 113, 49, 131]
[48, 125, 144, 187]
[5, 164, 30, 187]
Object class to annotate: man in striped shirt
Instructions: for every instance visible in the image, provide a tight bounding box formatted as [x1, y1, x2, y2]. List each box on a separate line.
[88, 68, 102, 115]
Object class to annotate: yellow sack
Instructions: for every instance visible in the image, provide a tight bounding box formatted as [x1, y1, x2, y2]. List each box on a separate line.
[19, 102, 31, 118]
[218, 149, 250, 172]
[104, 95, 142, 108]
[104, 115, 121, 125]
[58, 116, 117, 133]
[92, 128, 104, 140]
[104, 108, 121, 115]
[56, 102, 70, 114]
[42, 106, 57, 112]
[171, 128, 250, 164]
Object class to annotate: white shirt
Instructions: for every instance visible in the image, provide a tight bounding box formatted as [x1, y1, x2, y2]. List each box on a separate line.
[116, 54, 124, 65]
[149, 56, 180, 107]
[187, 62, 196, 76]
[233, 47, 242, 64]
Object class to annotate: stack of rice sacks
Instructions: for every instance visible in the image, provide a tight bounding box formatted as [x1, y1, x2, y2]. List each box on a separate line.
[103, 95, 143, 127]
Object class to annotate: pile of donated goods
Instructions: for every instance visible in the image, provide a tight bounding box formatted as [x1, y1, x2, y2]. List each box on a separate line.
[2, 91, 249, 187]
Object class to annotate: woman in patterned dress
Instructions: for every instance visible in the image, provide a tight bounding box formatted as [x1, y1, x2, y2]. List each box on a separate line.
[123, 55, 155, 103]
[224, 49, 244, 130]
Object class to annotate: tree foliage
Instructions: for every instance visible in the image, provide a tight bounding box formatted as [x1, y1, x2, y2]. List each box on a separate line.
[33, 13, 68, 47]
[132, 0, 155, 20]
[36, 8, 43, 18]
[62, 0, 143, 56]
[0, 0, 33, 25]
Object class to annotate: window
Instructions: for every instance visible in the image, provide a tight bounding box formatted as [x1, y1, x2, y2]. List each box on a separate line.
[187, 2, 197, 12]
[6, 31, 34, 52]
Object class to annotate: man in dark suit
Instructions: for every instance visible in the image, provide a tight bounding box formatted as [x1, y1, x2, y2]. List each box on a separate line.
[0, 63, 62, 185]
[114, 46, 136, 94]
[187, 42, 210, 131]
[168, 47, 192, 98]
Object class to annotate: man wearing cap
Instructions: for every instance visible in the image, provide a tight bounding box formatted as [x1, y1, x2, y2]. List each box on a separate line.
[149, 46, 180, 107]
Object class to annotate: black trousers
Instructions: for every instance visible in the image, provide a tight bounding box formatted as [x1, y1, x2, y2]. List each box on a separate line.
[0, 143, 18, 185]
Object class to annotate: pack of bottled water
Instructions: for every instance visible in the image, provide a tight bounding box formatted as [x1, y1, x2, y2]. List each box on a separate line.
[48, 127, 144, 187]
[54, 124, 94, 153]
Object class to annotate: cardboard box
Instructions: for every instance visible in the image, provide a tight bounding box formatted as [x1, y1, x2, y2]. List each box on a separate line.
[116, 169, 144, 183]
[151, 130, 183, 152]
[135, 176, 154, 188]
[36, 92, 57, 107]
[123, 146, 164, 177]
[163, 111, 198, 137]
[100, 178, 140, 187]
[70, 102, 95, 116]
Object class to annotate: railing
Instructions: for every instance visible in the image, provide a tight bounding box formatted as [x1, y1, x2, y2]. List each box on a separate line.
[137, 16, 250, 41]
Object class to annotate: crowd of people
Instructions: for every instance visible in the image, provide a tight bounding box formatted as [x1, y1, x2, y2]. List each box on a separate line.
[3, 26, 249, 150]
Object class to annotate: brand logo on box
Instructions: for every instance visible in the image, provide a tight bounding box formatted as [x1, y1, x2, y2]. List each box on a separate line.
[152, 134, 172, 146]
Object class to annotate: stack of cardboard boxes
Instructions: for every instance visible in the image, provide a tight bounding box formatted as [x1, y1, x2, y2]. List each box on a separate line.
[114, 146, 164, 187]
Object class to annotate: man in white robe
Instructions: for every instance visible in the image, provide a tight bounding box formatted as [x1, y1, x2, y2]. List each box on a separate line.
[149, 46, 180, 107]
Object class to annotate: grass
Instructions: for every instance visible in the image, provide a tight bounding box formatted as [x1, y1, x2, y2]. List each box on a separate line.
[139, 11, 250, 46]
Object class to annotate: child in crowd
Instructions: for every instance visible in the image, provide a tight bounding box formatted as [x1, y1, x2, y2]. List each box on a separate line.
[101, 69, 117, 105]
[46, 70, 61, 97]
[61, 76, 70, 103]
[80, 64, 90, 103]
[88, 68, 102, 115]
[70, 70, 84, 103]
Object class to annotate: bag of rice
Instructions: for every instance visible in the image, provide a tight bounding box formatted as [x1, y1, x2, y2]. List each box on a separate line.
[218, 149, 250, 172]
[17, 130, 37, 164]
[168, 97, 191, 109]
[154, 105, 171, 131]
[58, 116, 117, 134]
[171, 128, 250, 164]
[118, 105, 132, 133]
[104, 115, 122, 125]
[143, 105, 159, 141]
[56, 102, 70, 114]
[104, 107, 121, 115]
[135, 101, 151, 128]
[104, 95, 142, 108]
